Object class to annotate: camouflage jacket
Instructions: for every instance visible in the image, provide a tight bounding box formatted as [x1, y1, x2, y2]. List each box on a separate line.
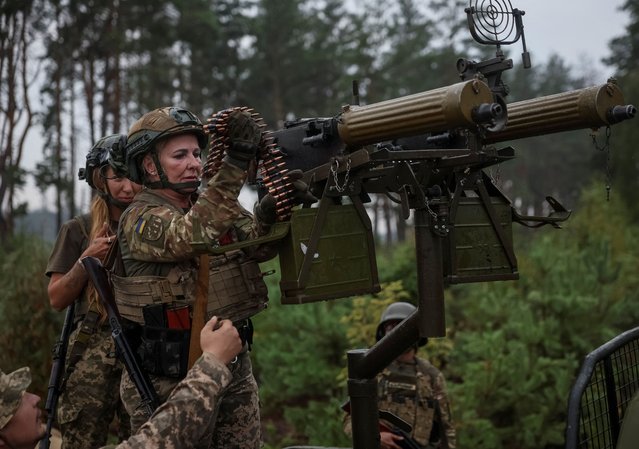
[118, 161, 275, 274]
[114, 161, 274, 324]
[378, 357, 456, 449]
[104, 352, 231, 449]
[343, 356, 456, 449]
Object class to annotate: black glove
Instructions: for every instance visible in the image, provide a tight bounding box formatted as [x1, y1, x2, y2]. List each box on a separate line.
[254, 170, 317, 232]
[255, 194, 277, 229]
[285, 170, 317, 206]
[223, 110, 263, 170]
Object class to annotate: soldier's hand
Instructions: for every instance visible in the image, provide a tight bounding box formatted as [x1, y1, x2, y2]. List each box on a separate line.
[80, 222, 114, 262]
[255, 193, 277, 229]
[285, 169, 317, 205]
[380, 431, 404, 449]
[223, 110, 262, 170]
[201, 316, 242, 365]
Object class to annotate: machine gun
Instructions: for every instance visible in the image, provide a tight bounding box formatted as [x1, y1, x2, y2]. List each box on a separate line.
[195, 2, 635, 448]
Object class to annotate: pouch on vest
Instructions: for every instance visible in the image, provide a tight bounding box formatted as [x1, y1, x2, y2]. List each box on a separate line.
[111, 272, 190, 324]
[137, 304, 190, 378]
[206, 253, 269, 322]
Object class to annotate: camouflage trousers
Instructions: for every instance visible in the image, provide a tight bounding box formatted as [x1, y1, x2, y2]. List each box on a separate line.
[58, 324, 131, 449]
[120, 350, 261, 449]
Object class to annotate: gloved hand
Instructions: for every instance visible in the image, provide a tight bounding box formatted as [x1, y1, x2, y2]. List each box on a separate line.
[255, 193, 277, 231]
[285, 170, 317, 205]
[223, 110, 263, 170]
[254, 170, 317, 231]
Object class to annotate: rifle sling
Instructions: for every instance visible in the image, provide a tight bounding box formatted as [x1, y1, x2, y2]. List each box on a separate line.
[188, 254, 209, 368]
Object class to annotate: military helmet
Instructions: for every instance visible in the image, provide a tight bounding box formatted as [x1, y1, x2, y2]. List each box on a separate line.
[0, 367, 31, 429]
[125, 106, 208, 184]
[78, 134, 128, 189]
[376, 302, 427, 346]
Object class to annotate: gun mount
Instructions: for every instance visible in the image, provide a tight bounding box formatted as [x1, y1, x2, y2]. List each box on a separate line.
[193, 2, 636, 448]
[267, 3, 634, 449]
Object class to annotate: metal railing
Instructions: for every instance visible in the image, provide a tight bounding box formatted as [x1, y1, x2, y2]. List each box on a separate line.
[565, 327, 639, 449]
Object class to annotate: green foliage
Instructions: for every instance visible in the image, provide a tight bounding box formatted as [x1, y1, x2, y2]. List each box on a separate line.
[606, 72, 639, 222]
[498, 57, 597, 213]
[242, 0, 374, 125]
[341, 280, 408, 350]
[447, 182, 639, 449]
[360, 0, 461, 101]
[605, 0, 639, 77]
[0, 234, 59, 398]
[252, 257, 354, 447]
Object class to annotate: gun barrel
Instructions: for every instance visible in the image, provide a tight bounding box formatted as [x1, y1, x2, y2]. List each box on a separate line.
[337, 80, 495, 146]
[485, 81, 634, 143]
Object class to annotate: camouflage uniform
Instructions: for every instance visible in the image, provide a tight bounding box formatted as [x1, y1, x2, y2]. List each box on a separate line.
[115, 162, 267, 449]
[1, 353, 232, 449]
[46, 215, 130, 448]
[106, 353, 233, 449]
[376, 357, 456, 449]
[0, 367, 31, 429]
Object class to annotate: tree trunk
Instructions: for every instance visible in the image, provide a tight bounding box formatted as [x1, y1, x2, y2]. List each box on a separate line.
[0, 6, 35, 244]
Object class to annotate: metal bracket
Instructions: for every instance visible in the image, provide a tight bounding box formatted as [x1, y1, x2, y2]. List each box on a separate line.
[512, 196, 572, 228]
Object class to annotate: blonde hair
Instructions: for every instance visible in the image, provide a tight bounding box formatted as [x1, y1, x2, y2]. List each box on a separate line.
[86, 169, 112, 321]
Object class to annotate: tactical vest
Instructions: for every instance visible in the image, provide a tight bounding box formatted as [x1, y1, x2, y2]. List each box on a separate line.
[112, 190, 269, 325]
[378, 358, 442, 447]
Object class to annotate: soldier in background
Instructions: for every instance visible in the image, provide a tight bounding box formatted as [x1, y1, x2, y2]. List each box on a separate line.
[377, 302, 456, 449]
[0, 316, 242, 449]
[345, 302, 456, 449]
[45, 135, 141, 448]
[113, 106, 288, 449]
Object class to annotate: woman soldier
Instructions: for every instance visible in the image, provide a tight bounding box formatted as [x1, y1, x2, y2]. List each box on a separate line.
[45, 134, 141, 448]
[112, 106, 306, 449]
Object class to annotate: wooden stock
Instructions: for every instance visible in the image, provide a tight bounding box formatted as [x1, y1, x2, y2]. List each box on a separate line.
[188, 254, 209, 368]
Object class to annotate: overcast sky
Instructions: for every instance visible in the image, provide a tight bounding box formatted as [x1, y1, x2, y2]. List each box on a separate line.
[17, 0, 630, 213]
[518, 0, 628, 77]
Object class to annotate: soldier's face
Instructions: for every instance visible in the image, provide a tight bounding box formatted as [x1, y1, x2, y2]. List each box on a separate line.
[0, 392, 45, 448]
[155, 134, 203, 186]
[104, 166, 142, 205]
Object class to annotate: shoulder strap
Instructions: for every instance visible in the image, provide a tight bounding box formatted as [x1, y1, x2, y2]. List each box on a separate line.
[104, 235, 125, 275]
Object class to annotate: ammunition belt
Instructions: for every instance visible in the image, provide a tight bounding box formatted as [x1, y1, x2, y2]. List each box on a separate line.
[203, 107, 297, 221]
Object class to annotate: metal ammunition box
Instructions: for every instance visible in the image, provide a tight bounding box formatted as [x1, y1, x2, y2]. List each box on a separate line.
[279, 204, 381, 304]
[444, 196, 519, 283]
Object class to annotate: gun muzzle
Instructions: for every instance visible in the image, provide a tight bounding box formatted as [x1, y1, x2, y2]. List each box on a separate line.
[607, 104, 637, 124]
[336, 80, 495, 146]
[485, 81, 635, 143]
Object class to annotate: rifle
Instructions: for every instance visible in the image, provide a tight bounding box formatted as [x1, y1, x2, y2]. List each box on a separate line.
[39, 302, 75, 449]
[80, 256, 160, 417]
[343, 400, 422, 449]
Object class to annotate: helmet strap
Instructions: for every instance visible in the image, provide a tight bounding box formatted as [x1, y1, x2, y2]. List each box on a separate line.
[97, 188, 129, 211]
[146, 151, 200, 195]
